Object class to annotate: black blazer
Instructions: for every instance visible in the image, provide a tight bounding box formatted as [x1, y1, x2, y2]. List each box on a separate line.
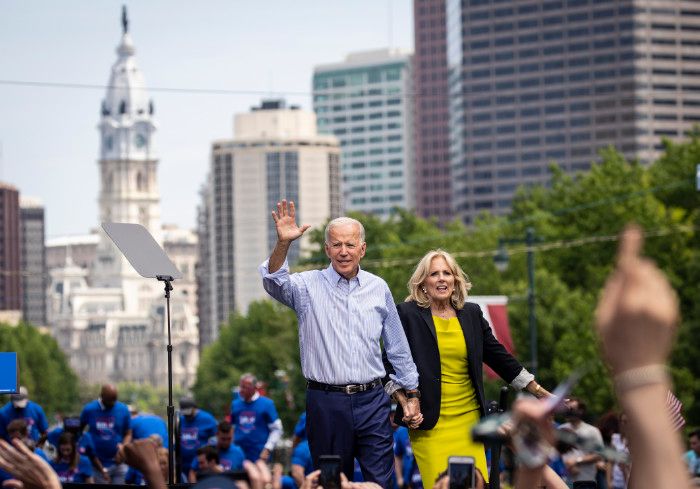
[384, 300, 524, 430]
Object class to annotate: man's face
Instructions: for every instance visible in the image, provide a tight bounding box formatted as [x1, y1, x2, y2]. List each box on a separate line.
[324, 223, 366, 279]
[217, 429, 233, 450]
[101, 393, 117, 410]
[239, 379, 256, 402]
[565, 401, 583, 423]
[197, 453, 211, 470]
[690, 434, 700, 455]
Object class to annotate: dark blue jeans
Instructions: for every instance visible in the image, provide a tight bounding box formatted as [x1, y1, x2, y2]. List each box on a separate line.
[306, 384, 393, 488]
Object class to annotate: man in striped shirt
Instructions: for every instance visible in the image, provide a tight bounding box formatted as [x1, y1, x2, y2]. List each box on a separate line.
[260, 200, 422, 487]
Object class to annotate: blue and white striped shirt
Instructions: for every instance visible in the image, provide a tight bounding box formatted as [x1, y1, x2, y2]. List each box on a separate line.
[260, 259, 419, 389]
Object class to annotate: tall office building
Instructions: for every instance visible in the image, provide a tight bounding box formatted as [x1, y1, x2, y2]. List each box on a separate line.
[19, 197, 46, 326]
[413, 0, 454, 223]
[441, 0, 700, 224]
[195, 184, 213, 352]
[199, 100, 341, 342]
[0, 182, 21, 315]
[313, 49, 414, 217]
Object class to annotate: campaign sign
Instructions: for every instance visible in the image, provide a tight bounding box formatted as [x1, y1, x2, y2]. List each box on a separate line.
[0, 352, 18, 394]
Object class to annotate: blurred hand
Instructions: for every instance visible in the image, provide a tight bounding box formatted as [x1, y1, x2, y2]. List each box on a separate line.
[300, 469, 320, 489]
[122, 438, 160, 476]
[595, 225, 679, 374]
[0, 439, 61, 489]
[243, 459, 274, 489]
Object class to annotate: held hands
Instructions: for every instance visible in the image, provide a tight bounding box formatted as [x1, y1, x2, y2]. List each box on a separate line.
[272, 200, 310, 244]
[394, 390, 423, 429]
[595, 225, 679, 375]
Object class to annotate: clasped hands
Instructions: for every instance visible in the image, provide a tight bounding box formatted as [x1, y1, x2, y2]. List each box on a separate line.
[394, 390, 423, 429]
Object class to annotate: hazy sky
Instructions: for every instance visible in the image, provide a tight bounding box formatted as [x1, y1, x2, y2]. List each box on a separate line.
[0, 1, 413, 238]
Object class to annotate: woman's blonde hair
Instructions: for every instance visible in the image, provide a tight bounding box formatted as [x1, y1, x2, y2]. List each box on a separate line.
[405, 249, 472, 309]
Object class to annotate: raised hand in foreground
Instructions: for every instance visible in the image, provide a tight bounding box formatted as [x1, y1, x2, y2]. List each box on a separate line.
[0, 438, 60, 489]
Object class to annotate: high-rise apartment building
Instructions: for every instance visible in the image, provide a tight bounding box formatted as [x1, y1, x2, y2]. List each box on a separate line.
[19, 197, 46, 326]
[440, 0, 700, 224]
[313, 49, 414, 217]
[199, 100, 341, 344]
[0, 182, 21, 314]
[413, 0, 454, 223]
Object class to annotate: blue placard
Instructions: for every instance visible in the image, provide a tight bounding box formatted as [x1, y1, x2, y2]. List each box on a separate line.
[0, 353, 18, 394]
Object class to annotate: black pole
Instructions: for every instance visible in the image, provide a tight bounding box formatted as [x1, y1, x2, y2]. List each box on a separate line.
[157, 275, 175, 486]
[525, 227, 537, 377]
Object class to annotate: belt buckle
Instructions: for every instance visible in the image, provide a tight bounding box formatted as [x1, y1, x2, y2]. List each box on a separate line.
[345, 384, 361, 395]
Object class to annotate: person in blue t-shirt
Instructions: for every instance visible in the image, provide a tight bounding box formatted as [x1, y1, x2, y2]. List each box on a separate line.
[130, 407, 169, 448]
[230, 373, 283, 462]
[279, 439, 313, 488]
[179, 396, 218, 476]
[394, 425, 422, 489]
[292, 412, 307, 447]
[79, 384, 132, 484]
[0, 386, 49, 443]
[48, 416, 96, 461]
[50, 431, 94, 483]
[0, 419, 50, 484]
[188, 420, 245, 482]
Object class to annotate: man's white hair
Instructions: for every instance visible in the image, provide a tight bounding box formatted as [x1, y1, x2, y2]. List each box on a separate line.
[324, 217, 365, 244]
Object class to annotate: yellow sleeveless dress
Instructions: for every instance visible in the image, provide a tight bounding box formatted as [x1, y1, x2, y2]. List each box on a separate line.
[409, 316, 489, 486]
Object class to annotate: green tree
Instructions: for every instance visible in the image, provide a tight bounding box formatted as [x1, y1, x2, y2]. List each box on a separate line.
[193, 301, 304, 433]
[0, 323, 80, 418]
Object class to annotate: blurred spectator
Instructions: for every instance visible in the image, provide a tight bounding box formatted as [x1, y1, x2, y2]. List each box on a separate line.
[292, 411, 306, 448]
[189, 420, 245, 481]
[394, 421, 422, 489]
[0, 386, 49, 443]
[179, 396, 218, 477]
[194, 445, 222, 476]
[130, 405, 168, 448]
[560, 397, 603, 484]
[231, 373, 282, 462]
[79, 384, 132, 483]
[686, 429, 700, 481]
[50, 431, 94, 483]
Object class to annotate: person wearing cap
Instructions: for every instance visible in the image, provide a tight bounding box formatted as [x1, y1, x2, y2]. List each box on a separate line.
[79, 384, 132, 483]
[0, 386, 49, 445]
[178, 396, 217, 477]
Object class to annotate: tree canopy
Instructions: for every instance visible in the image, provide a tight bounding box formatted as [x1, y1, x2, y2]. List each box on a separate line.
[195, 137, 700, 427]
[0, 323, 80, 417]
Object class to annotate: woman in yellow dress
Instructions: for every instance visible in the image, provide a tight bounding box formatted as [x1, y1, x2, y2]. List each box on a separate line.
[389, 249, 550, 486]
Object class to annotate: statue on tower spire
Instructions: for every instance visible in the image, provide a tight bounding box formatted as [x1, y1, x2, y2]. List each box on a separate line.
[121, 5, 128, 34]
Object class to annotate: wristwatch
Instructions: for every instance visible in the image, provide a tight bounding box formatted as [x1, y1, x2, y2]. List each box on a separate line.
[405, 389, 421, 399]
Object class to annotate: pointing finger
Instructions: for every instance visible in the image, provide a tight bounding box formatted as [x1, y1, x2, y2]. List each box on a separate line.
[616, 224, 643, 272]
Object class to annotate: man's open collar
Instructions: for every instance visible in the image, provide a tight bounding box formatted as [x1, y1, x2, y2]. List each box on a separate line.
[323, 264, 364, 287]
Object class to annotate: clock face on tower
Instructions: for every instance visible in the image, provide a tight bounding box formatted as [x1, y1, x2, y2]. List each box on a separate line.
[134, 133, 147, 148]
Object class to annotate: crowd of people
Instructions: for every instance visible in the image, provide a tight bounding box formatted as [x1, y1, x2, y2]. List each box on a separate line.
[0, 204, 697, 489]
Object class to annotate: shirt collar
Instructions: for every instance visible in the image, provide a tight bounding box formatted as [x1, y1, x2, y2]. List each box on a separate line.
[323, 264, 363, 287]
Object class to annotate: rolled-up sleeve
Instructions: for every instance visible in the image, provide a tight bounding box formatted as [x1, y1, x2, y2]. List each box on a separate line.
[381, 288, 419, 390]
[259, 259, 307, 314]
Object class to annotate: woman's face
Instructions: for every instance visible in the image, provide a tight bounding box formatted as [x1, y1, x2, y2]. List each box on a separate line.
[59, 443, 73, 459]
[423, 256, 455, 303]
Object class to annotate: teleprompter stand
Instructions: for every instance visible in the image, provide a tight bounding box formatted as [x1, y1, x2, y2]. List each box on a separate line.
[102, 222, 183, 486]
